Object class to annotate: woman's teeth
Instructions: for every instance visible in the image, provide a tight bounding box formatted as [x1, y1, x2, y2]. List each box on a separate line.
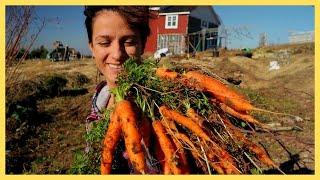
[109, 64, 122, 69]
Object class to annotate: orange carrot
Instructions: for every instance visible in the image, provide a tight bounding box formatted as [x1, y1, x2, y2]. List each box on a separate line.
[161, 120, 190, 174]
[174, 132, 210, 174]
[203, 146, 224, 174]
[184, 71, 254, 112]
[220, 153, 240, 174]
[117, 100, 146, 174]
[156, 67, 178, 80]
[162, 116, 226, 174]
[101, 111, 122, 174]
[220, 116, 275, 167]
[155, 139, 172, 174]
[246, 142, 276, 167]
[152, 120, 182, 174]
[163, 161, 172, 174]
[211, 162, 225, 174]
[205, 143, 240, 174]
[174, 133, 196, 151]
[222, 161, 240, 174]
[221, 117, 248, 143]
[219, 103, 267, 128]
[186, 108, 204, 127]
[159, 105, 211, 142]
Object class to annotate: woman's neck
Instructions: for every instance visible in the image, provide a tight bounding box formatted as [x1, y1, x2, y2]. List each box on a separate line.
[106, 94, 115, 109]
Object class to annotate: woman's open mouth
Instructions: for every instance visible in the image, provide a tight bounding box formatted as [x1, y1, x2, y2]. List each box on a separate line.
[107, 63, 124, 75]
[108, 64, 123, 69]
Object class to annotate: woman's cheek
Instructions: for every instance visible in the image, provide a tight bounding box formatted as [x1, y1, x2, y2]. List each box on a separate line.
[125, 46, 139, 57]
[95, 49, 108, 65]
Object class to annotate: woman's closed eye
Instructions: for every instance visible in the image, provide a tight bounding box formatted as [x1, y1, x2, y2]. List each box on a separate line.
[124, 39, 137, 46]
[98, 41, 111, 47]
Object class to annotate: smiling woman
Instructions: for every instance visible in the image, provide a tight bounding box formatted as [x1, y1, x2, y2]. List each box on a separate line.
[83, 6, 152, 172]
[84, 6, 151, 119]
[89, 11, 142, 88]
[84, 6, 150, 88]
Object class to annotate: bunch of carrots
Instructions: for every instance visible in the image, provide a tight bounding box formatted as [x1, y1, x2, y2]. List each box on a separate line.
[98, 59, 287, 174]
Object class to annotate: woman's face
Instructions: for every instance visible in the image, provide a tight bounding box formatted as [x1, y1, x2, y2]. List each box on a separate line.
[89, 11, 143, 88]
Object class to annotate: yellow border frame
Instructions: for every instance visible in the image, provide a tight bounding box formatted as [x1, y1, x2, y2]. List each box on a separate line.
[0, 0, 316, 5]
[1, 0, 318, 179]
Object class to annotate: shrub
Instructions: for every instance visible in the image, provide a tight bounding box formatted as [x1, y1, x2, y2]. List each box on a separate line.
[37, 74, 68, 98]
[70, 72, 90, 88]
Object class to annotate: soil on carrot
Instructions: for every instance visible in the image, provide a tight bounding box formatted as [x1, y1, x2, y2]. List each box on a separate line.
[5, 43, 314, 174]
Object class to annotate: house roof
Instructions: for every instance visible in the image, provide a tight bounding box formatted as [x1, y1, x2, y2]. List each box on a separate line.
[158, 6, 221, 26]
[211, 7, 222, 26]
[159, 6, 197, 13]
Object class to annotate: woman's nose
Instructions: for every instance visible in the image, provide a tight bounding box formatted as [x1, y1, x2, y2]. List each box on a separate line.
[110, 42, 126, 62]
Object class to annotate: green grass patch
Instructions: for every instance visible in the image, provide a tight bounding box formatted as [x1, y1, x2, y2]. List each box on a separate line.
[239, 87, 299, 123]
[70, 109, 111, 174]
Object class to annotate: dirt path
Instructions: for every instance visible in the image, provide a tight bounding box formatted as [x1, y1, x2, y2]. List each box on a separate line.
[27, 94, 92, 173]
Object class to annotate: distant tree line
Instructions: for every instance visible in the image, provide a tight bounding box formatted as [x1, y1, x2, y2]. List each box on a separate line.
[16, 45, 49, 59]
[15, 45, 92, 60]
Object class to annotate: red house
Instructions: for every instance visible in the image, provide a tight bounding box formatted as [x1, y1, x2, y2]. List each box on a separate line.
[144, 6, 222, 55]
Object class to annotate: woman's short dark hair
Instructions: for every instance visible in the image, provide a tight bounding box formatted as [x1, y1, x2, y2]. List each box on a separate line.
[84, 6, 151, 46]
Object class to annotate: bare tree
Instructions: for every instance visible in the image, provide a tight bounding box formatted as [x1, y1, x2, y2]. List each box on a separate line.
[219, 25, 253, 48]
[5, 6, 46, 87]
[259, 32, 268, 47]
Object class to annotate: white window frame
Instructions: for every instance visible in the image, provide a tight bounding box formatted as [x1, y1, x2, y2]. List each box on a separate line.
[165, 14, 178, 29]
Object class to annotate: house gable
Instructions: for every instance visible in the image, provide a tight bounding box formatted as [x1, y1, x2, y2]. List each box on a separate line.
[144, 6, 222, 55]
[159, 6, 196, 13]
[190, 6, 221, 27]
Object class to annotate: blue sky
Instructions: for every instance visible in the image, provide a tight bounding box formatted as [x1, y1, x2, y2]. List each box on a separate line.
[213, 6, 314, 49]
[32, 6, 88, 54]
[29, 6, 314, 55]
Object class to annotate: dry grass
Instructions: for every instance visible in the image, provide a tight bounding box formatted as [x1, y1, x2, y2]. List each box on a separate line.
[11, 59, 97, 83]
[5, 43, 315, 174]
